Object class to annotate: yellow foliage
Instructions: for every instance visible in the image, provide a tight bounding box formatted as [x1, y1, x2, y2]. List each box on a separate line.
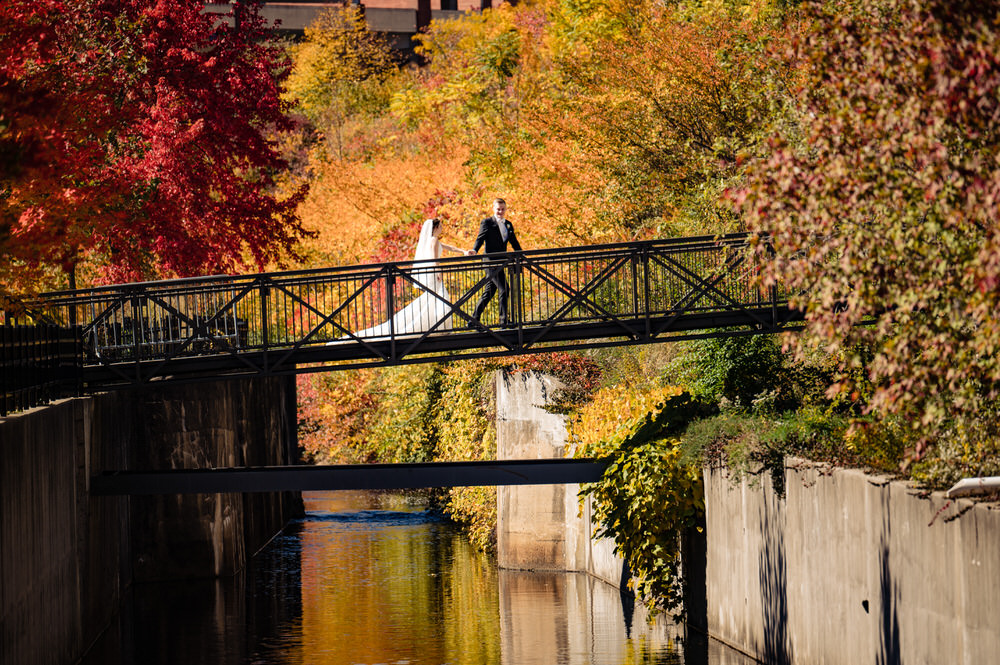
[284, 6, 396, 131]
[569, 383, 686, 458]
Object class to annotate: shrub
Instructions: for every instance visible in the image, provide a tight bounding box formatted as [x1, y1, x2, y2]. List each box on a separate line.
[667, 335, 795, 411]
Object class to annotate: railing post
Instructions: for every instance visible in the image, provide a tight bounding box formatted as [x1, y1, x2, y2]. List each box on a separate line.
[630, 245, 640, 331]
[642, 242, 652, 339]
[130, 292, 142, 381]
[260, 278, 270, 373]
[513, 252, 524, 346]
[767, 239, 778, 330]
[1, 326, 9, 416]
[66, 325, 83, 399]
[387, 265, 395, 360]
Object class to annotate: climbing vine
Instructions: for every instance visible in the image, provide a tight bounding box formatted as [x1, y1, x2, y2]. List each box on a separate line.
[579, 391, 705, 616]
[434, 354, 601, 552]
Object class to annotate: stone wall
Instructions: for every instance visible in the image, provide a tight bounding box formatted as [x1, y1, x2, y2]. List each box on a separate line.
[0, 376, 301, 665]
[125, 377, 301, 581]
[705, 460, 1000, 665]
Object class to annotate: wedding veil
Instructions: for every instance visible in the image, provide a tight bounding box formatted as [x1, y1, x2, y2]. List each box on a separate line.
[414, 219, 437, 263]
[412, 219, 440, 292]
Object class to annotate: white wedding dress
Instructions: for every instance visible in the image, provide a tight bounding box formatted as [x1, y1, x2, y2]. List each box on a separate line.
[352, 220, 454, 339]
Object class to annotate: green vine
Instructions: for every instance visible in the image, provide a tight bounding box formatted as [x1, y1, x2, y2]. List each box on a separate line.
[580, 391, 704, 616]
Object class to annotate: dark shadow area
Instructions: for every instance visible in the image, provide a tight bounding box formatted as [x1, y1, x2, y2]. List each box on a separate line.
[877, 497, 901, 665]
[759, 495, 792, 664]
[682, 516, 710, 664]
[620, 558, 636, 637]
[79, 522, 304, 665]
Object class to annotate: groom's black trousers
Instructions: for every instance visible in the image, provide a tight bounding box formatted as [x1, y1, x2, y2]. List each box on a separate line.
[472, 259, 511, 325]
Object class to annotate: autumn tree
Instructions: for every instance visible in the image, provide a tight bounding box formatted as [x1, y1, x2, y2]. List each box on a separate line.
[739, 0, 1000, 470]
[285, 5, 398, 160]
[281, 5, 480, 266]
[394, 5, 539, 172]
[386, 1, 800, 246]
[1, 0, 307, 297]
[523, 0, 800, 241]
[1, 0, 112, 299]
[388, 3, 592, 246]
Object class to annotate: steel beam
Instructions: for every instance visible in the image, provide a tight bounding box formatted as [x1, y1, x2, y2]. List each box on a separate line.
[90, 458, 610, 495]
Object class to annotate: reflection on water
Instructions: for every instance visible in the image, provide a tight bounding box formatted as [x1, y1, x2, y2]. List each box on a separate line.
[83, 491, 755, 665]
[275, 491, 502, 665]
[501, 570, 681, 665]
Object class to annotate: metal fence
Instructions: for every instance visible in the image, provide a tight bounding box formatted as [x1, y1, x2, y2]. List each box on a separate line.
[7, 235, 798, 387]
[0, 324, 82, 416]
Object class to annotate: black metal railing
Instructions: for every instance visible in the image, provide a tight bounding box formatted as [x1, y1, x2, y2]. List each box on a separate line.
[0, 324, 82, 416]
[7, 234, 801, 388]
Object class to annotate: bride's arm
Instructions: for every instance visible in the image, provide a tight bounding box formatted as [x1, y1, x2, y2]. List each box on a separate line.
[438, 240, 464, 255]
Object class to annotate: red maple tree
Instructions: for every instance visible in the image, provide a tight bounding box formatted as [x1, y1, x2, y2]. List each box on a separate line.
[1, 0, 308, 298]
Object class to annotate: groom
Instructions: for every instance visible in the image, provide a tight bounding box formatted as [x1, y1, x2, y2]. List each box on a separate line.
[466, 198, 522, 328]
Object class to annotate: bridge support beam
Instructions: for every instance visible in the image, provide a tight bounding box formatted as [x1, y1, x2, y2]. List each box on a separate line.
[90, 458, 609, 495]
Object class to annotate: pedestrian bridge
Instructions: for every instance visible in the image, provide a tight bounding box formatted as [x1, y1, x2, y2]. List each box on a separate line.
[15, 233, 801, 391]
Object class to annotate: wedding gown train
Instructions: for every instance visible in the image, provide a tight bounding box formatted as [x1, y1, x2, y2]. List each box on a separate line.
[328, 219, 455, 343]
[353, 272, 454, 338]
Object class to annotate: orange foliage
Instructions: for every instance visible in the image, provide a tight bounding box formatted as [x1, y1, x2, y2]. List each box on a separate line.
[292, 138, 573, 265]
[298, 370, 378, 464]
[503, 134, 617, 247]
[517, 2, 797, 240]
[294, 143, 475, 266]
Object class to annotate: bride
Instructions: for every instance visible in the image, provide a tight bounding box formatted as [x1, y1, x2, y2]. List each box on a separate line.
[353, 218, 465, 338]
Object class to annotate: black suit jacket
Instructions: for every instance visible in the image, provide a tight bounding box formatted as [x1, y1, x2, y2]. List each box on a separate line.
[473, 216, 522, 255]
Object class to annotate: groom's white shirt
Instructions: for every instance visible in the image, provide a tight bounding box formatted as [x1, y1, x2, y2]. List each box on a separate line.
[495, 215, 508, 242]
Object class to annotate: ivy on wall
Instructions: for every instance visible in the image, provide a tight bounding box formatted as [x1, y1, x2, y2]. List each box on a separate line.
[580, 391, 705, 616]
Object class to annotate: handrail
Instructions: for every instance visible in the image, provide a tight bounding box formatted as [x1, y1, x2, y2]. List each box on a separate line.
[27, 234, 758, 300]
[0, 324, 82, 416]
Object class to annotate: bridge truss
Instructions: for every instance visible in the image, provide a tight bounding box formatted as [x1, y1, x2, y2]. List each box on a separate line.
[16, 233, 802, 390]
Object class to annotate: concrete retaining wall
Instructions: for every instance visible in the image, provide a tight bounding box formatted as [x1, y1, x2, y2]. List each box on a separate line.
[495, 371, 625, 587]
[705, 460, 1000, 665]
[0, 376, 301, 665]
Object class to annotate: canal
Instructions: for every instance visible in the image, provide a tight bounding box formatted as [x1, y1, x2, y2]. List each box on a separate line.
[82, 491, 755, 664]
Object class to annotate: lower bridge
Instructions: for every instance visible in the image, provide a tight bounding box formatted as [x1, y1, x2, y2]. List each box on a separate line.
[90, 458, 610, 495]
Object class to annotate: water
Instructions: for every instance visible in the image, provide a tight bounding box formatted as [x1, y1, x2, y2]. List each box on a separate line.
[84, 491, 755, 665]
